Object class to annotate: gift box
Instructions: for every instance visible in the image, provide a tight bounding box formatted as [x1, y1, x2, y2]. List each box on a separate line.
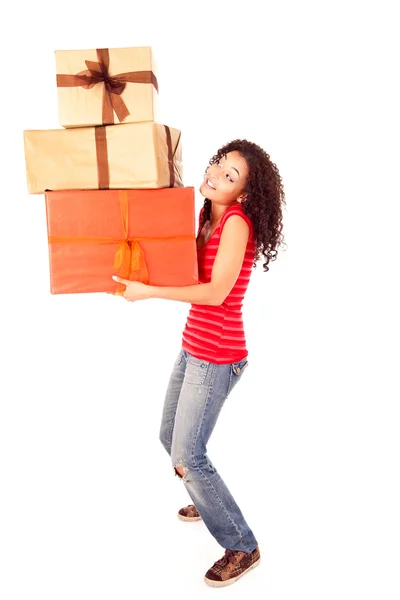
[55, 46, 159, 127]
[24, 122, 182, 194]
[45, 187, 198, 295]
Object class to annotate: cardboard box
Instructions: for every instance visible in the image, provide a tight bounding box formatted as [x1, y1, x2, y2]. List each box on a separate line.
[44, 188, 198, 294]
[24, 122, 182, 194]
[56, 46, 159, 127]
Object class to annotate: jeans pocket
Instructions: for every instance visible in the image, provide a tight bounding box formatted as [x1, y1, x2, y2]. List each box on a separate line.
[173, 348, 184, 367]
[228, 358, 249, 394]
[185, 354, 209, 386]
[232, 357, 249, 375]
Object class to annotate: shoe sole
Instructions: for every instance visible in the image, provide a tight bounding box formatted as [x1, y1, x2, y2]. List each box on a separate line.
[177, 513, 202, 522]
[204, 557, 261, 587]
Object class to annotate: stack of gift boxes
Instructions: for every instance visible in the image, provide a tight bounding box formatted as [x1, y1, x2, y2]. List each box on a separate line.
[23, 46, 198, 295]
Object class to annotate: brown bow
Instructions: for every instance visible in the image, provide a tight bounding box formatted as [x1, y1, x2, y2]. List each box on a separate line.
[57, 48, 159, 124]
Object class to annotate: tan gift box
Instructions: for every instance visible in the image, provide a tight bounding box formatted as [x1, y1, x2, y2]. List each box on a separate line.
[55, 46, 159, 127]
[23, 122, 182, 195]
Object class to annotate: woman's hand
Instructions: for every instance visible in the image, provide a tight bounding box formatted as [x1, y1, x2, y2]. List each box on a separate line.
[111, 276, 153, 302]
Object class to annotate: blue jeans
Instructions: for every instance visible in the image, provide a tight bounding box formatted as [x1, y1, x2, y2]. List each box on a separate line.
[159, 348, 258, 553]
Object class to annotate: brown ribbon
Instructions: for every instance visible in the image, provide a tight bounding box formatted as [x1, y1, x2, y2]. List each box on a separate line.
[57, 48, 159, 124]
[95, 127, 109, 189]
[94, 125, 177, 190]
[164, 125, 176, 189]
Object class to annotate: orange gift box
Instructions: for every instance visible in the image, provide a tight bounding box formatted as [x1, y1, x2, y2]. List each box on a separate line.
[45, 188, 198, 295]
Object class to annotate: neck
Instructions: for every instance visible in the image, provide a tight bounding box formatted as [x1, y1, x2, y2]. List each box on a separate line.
[210, 200, 239, 225]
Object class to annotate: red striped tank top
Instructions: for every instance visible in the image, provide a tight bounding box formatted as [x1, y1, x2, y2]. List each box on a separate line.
[181, 201, 256, 364]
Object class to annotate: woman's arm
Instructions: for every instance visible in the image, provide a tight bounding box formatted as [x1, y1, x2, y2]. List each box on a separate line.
[148, 215, 250, 305]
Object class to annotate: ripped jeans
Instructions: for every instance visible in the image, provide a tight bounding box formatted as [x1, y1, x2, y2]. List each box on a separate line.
[159, 348, 258, 553]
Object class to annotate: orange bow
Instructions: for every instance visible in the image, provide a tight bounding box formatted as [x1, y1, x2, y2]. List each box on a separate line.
[112, 191, 148, 293]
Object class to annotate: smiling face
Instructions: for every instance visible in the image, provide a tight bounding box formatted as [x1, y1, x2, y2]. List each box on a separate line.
[199, 151, 249, 207]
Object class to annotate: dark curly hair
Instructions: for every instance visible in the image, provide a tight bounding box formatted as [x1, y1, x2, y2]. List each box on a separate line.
[200, 139, 287, 272]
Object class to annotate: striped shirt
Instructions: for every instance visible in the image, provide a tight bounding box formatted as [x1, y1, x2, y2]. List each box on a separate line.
[181, 201, 256, 364]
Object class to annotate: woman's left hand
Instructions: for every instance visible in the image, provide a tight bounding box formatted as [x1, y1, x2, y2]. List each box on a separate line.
[112, 276, 153, 302]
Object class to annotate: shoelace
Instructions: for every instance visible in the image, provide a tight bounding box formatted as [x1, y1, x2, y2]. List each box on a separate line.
[214, 549, 245, 567]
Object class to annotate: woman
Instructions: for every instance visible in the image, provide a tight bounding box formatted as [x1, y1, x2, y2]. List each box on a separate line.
[112, 139, 286, 587]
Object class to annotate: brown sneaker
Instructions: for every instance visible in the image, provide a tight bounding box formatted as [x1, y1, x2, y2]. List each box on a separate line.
[204, 546, 261, 587]
[177, 504, 202, 522]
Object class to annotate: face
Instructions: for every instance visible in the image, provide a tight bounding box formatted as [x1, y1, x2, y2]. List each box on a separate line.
[199, 151, 249, 207]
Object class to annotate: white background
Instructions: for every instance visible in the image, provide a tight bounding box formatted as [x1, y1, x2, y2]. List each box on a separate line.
[1, 1, 399, 598]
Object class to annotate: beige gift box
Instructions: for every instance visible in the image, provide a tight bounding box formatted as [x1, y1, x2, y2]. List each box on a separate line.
[55, 46, 159, 128]
[23, 122, 182, 194]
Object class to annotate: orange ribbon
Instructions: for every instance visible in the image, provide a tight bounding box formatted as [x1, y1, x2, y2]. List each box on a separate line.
[48, 190, 194, 295]
[57, 48, 159, 125]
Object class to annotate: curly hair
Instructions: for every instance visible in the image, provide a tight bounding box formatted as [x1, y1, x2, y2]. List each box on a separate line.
[200, 139, 287, 272]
